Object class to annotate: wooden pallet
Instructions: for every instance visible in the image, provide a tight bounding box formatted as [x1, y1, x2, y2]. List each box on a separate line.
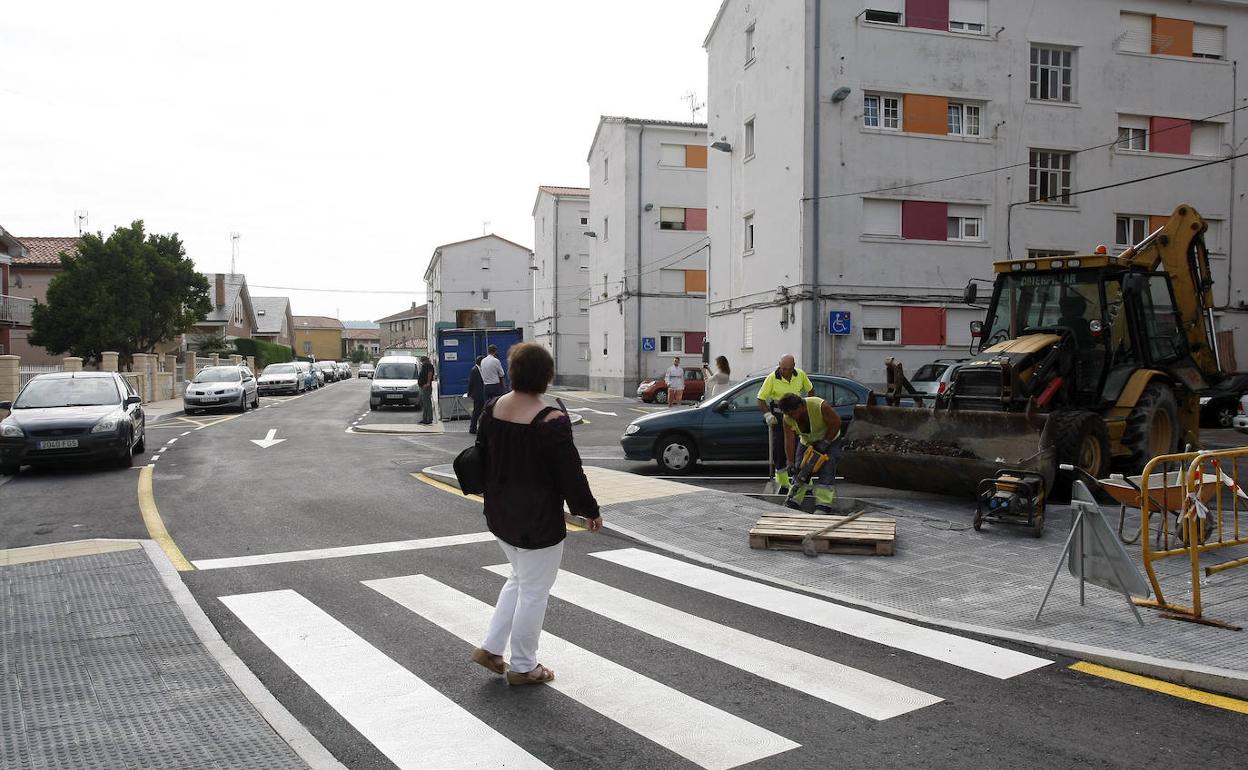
[748, 512, 896, 556]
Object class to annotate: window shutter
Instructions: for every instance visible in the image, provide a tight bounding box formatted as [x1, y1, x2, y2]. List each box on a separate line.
[1193, 24, 1225, 58]
[660, 207, 686, 227]
[902, 94, 949, 135]
[949, 0, 986, 26]
[901, 200, 948, 240]
[659, 269, 685, 293]
[859, 305, 901, 329]
[869, 0, 904, 12]
[685, 145, 708, 169]
[684, 332, 705, 355]
[863, 199, 901, 236]
[905, 0, 948, 30]
[660, 143, 686, 166]
[1148, 214, 1171, 235]
[684, 269, 707, 293]
[1190, 122, 1221, 157]
[1118, 114, 1148, 131]
[1119, 12, 1151, 54]
[685, 208, 708, 231]
[1149, 116, 1191, 155]
[1152, 17, 1194, 57]
[947, 203, 985, 220]
[901, 307, 946, 346]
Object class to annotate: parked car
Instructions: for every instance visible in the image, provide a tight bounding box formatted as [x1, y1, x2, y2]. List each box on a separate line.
[370, 356, 421, 410]
[314, 361, 340, 383]
[337, 362, 352, 380]
[1201, 372, 1248, 429]
[184, 365, 259, 414]
[357, 363, 375, 379]
[636, 367, 705, 404]
[293, 361, 318, 390]
[257, 363, 304, 395]
[622, 374, 869, 473]
[1234, 394, 1248, 433]
[0, 371, 146, 474]
[909, 359, 965, 400]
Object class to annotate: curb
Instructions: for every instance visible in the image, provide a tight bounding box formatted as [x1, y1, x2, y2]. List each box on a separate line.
[140, 540, 347, 770]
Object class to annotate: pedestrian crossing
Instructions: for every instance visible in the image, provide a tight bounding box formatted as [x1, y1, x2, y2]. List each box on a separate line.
[220, 547, 1053, 769]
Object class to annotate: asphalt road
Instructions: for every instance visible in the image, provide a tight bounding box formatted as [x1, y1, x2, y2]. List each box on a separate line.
[2, 379, 1245, 768]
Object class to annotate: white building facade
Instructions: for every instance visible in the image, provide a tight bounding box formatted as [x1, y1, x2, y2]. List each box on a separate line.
[586, 116, 711, 396]
[532, 186, 593, 387]
[423, 234, 534, 345]
[705, 0, 1247, 386]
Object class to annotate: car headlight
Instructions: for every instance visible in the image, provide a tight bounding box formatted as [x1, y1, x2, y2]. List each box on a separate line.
[0, 423, 23, 438]
[624, 423, 641, 435]
[91, 414, 121, 433]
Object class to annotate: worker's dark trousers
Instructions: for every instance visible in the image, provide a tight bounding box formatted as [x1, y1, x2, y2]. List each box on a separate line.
[469, 396, 485, 434]
[484, 383, 505, 402]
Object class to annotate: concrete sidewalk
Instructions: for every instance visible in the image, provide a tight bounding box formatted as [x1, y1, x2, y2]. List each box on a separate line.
[142, 397, 186, 424]
[426, 464, 1248, 698]
[0, 540, 341, 770]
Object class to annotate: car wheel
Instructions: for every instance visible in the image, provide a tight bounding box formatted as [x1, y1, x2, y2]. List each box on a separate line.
[1217, 406, 1235, 429]
[238, 394, 248, 413]
[370, 401, 379, 411]
[134, 428, 146, 454]
[655, 390, 668, 404]
[655, 433, 698, 474]
[254, 393, 261, 409]
[117, 432, 135, 468]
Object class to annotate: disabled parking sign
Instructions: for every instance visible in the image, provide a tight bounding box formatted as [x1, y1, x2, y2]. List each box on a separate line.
[641, 337, 656, 352]
[828, 311, 851, 336]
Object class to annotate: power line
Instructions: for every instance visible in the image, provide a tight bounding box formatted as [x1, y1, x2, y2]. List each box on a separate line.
[1011, 150, 1248, 205]
[800, 101, 1248, 203]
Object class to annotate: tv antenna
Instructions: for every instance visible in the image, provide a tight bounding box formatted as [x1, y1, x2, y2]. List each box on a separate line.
[230, 232, 241, 276]
[74, 210, 88, 235]
[682, 91, 705, 122]
[482, 221, 490, 235]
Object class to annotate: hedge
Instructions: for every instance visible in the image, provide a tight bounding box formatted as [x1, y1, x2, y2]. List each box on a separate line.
[233, 338, 293, 369]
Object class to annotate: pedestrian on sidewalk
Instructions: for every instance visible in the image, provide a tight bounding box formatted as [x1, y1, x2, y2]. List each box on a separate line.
[756, 354, 814, 494]
[471, 342, 602, 685]
[467, 355, 485, 434]
[778, 392, 843, 513]
[480, 344, 507, 402]
[665, 357, 685, 407]
[703, 355, 731, 399]
[418, 355, 436, 425]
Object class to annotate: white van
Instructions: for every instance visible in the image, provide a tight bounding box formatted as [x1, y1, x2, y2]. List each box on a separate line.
[370, 355, 422, 410]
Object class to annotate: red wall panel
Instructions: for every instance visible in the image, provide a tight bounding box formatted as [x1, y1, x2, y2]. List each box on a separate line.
[901, 307, 946, 346]
[901, 201, 948, 241]
[684, 332, 704, 355]
[1150, 116, 1191, 155]
[906, 0, 949, 30]
[685, 208, 708, 231]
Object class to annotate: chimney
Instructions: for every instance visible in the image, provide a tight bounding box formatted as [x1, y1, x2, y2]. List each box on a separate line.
[215, 274, 225, 307]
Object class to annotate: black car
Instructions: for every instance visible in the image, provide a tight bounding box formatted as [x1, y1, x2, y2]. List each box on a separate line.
[0, 372, 146, 474]
[1201, 373, 1248, 428]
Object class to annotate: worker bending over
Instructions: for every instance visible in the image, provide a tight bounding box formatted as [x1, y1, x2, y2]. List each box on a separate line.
[778, 392, 843, 513]
[757, 354, 814, 493]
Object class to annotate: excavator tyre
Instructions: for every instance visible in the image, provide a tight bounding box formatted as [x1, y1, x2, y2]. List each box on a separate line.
[1122, 383, 1180, 470]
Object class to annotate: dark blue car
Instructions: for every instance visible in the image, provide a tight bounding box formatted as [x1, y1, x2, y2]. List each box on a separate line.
[621, 374, 870, 473]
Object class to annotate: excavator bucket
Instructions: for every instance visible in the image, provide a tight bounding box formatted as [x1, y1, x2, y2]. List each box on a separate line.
[840, 405, 1056, 498]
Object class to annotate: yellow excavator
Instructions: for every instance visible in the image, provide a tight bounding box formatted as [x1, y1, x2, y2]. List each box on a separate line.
[842, 204, 1224, 497]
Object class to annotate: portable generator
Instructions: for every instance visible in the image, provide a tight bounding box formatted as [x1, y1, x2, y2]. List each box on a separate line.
[974, 469, 1047, 538]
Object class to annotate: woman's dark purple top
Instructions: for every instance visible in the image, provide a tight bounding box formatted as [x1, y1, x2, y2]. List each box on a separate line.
[478, 400, 599, 549]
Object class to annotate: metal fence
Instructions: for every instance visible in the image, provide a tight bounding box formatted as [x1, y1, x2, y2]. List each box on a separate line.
[0, 295, 34, 326]
[18, 365, 63, 390]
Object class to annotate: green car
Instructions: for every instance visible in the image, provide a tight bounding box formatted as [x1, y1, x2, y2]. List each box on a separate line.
[621, 374, 870, 473]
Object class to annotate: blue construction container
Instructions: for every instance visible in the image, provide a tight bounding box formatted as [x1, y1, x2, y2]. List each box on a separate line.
[436, 327, 524, 420]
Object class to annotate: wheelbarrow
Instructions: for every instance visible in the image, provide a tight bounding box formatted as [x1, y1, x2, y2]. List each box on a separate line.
[1098, 468, 1245, 547]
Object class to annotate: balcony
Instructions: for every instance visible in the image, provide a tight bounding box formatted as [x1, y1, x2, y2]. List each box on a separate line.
[0, 295, 34, 326]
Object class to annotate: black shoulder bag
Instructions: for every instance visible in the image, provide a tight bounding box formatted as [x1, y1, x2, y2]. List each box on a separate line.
[453, 404, 490, 495]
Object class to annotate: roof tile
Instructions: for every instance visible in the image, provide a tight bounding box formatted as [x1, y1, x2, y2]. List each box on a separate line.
[14, 236, 80, 266]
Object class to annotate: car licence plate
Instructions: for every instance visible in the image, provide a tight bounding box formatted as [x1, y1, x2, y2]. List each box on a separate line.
[38, 439, 79, 450]
[200, 397, 219, 403]
[386, 393, 404, 399]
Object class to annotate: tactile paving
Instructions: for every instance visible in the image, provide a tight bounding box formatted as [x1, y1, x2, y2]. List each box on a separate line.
[111, 711, 219, 769]
[27, 720, 128, 770]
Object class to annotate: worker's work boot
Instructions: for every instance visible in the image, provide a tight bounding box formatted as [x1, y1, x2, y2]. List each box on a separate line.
[813, 485, 836, 514]
[774, 470, 791, 496]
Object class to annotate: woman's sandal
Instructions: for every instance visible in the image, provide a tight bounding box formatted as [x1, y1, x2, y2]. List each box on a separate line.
[505, 664, 555, 686]
[470, 648, 506, 675]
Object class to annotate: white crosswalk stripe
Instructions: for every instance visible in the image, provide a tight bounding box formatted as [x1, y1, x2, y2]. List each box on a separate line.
[220, 589, 549, 770]
[483, 564, 941, 720]
[590, 548, 1051, 679]
[365, 574, 800, 770]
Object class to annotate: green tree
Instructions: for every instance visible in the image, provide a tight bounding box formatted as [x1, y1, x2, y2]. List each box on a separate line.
[29, 221, 210, 365]
[349, 345, 370, 363]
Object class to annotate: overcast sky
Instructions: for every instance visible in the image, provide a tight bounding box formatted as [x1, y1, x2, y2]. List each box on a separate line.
[1, 0, 720, 322]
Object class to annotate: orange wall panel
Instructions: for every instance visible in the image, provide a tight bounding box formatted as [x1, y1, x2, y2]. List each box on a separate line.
[1152, 17, 1194, 57]
[1149, 214, 1171, 235]
[685, 144, 707, 169]
[903, 94, 948, 135]
[685, 269, 707, 293]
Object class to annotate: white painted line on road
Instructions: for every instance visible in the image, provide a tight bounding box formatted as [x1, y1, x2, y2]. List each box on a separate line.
[221, 589, 547, 770]
[592, 549, 1051, 679]
[148, 455, 161, 462]
[158, 447, 168, 453]
[166, 438, 177, 445]
[191, 531, 496, 570]
[181, 431, 192, 436]
[367, 575, 798, 769]
[484, 565, 938, 720]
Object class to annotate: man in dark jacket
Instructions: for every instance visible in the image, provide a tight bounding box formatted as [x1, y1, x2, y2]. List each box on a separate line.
[418, 356, 436, 425]
[467, 355, 485, 434]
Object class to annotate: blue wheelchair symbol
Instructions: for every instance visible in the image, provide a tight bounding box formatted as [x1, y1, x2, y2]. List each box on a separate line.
[828, 311, 852, 336]
[641, 337, 656, 352]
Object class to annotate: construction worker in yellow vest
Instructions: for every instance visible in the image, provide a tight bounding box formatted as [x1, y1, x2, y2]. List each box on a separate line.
[778, 392, 844, 513]
[756, 354, 814, 493]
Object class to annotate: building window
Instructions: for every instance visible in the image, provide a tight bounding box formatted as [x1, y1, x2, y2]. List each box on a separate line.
[864, 3, 902, 25]
[603, 217, 609, 241]
[603, 157, 608, 182]
[1193, 23, 1226, 60]
[578, 253, 589, 271]
[1117, 116, 1148, 150]
[946, 213, 983, 241]
[947, 103, 981, 137]
[659, 333, 684, 354]
[864, 94, 900, 129]
[862, 327, 899, 344]
[603, 332, 608, 357]
[602, 273, 608, 298]
[578, 296, 589, 314]
[579, 215, 590, 226]
[742, 311, 754, 349]
[1191, 121, 1222, 157]
[1029, 45, 1074, 103]
[659, 207, 687, 231]
[744, 213, 755, 252]
[745, 23, 756, 64]
[948, 0, 987, 34]
[578, 342, 590, 361]
[303, 341, 312, 354]
[1028, 249, 1075, 259]
[1116, 215, 1148, 247]
[481, 256, 491, 270]
[481, 288, 490, 300]
[863, 198, 902, 237]
[1028, 150, 1073, 205]
[744, 118, 755, 157]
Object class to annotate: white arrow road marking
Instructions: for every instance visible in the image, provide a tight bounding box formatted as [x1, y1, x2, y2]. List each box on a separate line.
[567, 407, 618, 416]
[250, 428, 286, 449]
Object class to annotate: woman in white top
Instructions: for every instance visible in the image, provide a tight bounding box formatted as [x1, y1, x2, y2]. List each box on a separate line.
[703, 355, 731, 398]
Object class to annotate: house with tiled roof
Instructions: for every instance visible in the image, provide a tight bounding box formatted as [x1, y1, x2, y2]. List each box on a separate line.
[251, 296, 295, 348]
[292, 315, 344, 361]
[375, 302, 428, 355]
[6, 235, 81, 364]
[0, 226, 32, 357]
[187, 273, 258, 347]
[342, 327, 381, 359]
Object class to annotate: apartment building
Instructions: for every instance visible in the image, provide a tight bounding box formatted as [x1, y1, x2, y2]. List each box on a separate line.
[532, 186, 593, 386]
[704, 0, 1246, 385]
[586, 116, 711, 395]
[423, 235, 533, 346]
[376, 303, 428, 354]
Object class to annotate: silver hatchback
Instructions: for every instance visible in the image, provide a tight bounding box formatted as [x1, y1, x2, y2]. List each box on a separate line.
[184, 365, 259, 414]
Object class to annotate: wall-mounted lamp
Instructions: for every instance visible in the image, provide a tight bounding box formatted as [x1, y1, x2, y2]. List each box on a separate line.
[830, 86, 851, 103]
[710, 139, 732, 153]
[643, 203, 654, 211]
